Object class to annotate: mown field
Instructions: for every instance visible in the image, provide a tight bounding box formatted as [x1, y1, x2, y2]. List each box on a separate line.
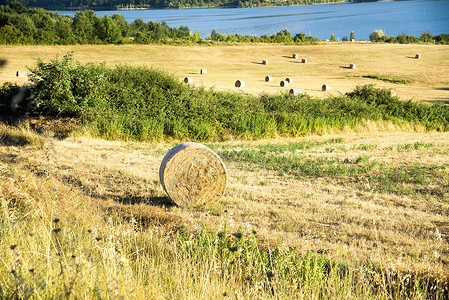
[1, 43, 449, 103]
[1, 43, 449, 298]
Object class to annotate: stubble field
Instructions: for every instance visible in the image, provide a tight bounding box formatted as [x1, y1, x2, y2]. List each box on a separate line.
[1, 43, 449, 298]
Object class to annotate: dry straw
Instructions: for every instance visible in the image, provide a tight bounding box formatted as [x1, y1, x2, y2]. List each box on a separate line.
[235, 80, 245, 87]
[200, 69, 207, 74]
[415, 54, 421, 59]
[184, 77, 193, 84]
[301, 58, 307, 63]
[349, 63, 356, 69]
[265, 76, 273, 82]
[262, 59, 268, 65]
[289, 88, 301, 95]
[322, 84, 331, 91]
[280, 80, 289, 87]
[159, 142, 228, 207]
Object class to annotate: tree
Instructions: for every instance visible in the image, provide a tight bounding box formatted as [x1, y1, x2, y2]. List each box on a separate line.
[350, 31, 355, 41]
[0, 24, 22, 44]
[97, 14, 121, 43]
[330, 33, 336, 41]
[370, 29, 388, 42]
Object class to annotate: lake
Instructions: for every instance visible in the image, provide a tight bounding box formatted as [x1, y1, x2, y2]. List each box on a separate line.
[55, 0, 449, 40]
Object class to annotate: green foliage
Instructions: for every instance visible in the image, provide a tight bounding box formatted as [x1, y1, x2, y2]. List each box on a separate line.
[361, 74, 413, 84]
[27, 52, 108, 116]
[330, 33, 336, 42]
[370, 29, 389, 42]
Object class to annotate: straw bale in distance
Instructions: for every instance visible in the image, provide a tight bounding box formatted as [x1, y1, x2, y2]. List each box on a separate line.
[301, 58, 307, 63]
[390, 90, 396, 97]
[292, 53, 298, 59]
[280, 80, 289, 87]
[262, 59, 268, 65]
[235, 80, 245, 87]
[16, 71, 28, 77]
[289, 88, 301, 95]
[184, 77, 193, 84]
[415, 54, 421, 59]
[322, 84, 331, 91]
[200, 69, 207, 74]
[285, 77, 293, 83]
[159, 142, 227, 207]
[349, 63, 356, 69]
[265, 76, 273, 82]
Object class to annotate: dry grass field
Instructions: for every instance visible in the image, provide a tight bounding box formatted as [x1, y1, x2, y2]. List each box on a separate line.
[1, 43, 449, 103]
[1, 124, 448, 277]
[1, 43, 449, 297]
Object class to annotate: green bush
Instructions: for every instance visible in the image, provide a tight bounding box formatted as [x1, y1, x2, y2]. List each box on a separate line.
[2, 55, 448, 141]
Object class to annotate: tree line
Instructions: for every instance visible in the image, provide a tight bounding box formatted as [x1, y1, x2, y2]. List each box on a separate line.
[0, 3, 448, 45]
[8, 0, 348, 10]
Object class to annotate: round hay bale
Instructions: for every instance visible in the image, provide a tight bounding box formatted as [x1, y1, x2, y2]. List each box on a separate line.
[200, 69, 207, 74]
[301, 58, 307, 63]
[16, 71, 28, 78]
[280, 80, 289, 87]
[292, 53, 298, 59]
[415, 54, 421, 59]
[159, 142, 227, 207]
[322, 84, 331, 91]
[285, 77, 293, 83]
[349, 63, 356, 69]
[390, 90, 396, 97]
[235, 80, 245, 88]
[184, 77, 193, 84]
[289, 88, 301, 95]
[262, 59, 268, 65]
[265, 76, 273, 82]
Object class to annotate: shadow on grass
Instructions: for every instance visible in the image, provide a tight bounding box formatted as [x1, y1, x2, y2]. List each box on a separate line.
[339, 65, 351, 69]
[117, 195, 176, 207]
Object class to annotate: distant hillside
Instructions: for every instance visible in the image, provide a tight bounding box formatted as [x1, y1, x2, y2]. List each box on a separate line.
[7, 0, 348, 9]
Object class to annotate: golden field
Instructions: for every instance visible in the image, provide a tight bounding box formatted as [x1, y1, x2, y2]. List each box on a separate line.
[1, 43, 449, 103]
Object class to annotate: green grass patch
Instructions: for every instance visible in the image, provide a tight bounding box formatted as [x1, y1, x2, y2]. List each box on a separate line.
[216, 144, 449, 199]
[362, 74, 413, 84]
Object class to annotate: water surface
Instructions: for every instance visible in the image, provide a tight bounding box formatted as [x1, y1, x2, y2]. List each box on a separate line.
[56, 0, 449, 40]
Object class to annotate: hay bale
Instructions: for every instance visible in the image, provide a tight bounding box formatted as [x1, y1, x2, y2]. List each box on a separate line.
[265, 76, 273, 82]
[415, 54, 421, 59]
[349, 63, 356, 69]
[301, 58, 307, 63]
[322, 84, 331, 91]
[390, 90, 396, 97]
[200, 69, 207, 74]
[280, 80, 289, 87]
[289, 88, 301, 95]
[235, 80, 245, 88]
[159, 142, 227, 207]
[16, 71, 28, 78]
[292, 53, 298, 59]
[262, 59, 268, 65]
[184, 77, 193, 84]
[285, 77, 293, 84]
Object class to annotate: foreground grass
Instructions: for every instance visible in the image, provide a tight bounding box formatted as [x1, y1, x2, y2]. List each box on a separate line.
[1, 124, 449, 298]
